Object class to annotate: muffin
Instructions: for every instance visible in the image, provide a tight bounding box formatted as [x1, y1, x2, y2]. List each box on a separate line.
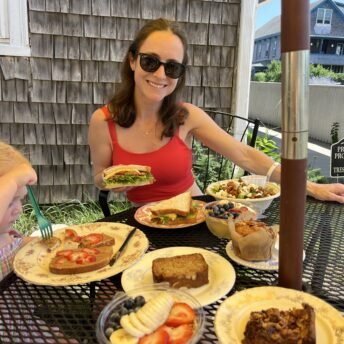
[229, 220, 277, 261]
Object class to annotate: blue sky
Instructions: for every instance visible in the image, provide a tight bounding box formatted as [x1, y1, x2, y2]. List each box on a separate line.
[256, 0, 319, 29]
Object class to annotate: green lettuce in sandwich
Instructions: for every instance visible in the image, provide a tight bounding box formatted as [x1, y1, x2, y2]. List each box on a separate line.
[102, 164, 155, 188]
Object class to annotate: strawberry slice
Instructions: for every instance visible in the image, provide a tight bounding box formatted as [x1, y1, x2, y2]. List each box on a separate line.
[81, 233, 103, 246]
[54, 256, 69, 265]
[56, 250, 73, 258]
[162, 324, 193, 344]
[86, 255, 97, 263]
[138, 327, 169, 344]
[165, 303, 196, 327]
[65, 228, 82, 242]
[81, 248, 99, 255]
[69, 251, 88, 263]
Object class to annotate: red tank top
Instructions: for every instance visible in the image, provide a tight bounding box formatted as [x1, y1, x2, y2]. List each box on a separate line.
[101, 106, 194, 203]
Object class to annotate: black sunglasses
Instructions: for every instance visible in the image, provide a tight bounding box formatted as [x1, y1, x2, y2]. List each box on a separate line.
[137, 53, 186, 79]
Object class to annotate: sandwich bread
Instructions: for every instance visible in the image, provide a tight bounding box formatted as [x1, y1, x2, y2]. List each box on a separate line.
[149, 191, 200, 225]
[103, 164, 155, 188]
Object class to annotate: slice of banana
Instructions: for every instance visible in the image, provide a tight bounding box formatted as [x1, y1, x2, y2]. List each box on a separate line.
[136, 292, 174, 332]
[120, 314, 145, 337]
[129, 312, 151, 335]
[110, 328, 138, 344]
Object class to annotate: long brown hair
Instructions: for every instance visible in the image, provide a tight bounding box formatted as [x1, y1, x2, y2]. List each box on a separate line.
[107, 18, 189, 138]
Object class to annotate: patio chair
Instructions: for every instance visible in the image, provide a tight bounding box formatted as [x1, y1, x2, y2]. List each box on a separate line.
[193, 110, 261, 192]
[98, 110, 261, 217]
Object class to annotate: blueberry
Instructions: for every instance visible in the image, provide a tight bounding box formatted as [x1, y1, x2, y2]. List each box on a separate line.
[227, 202, 234, 209]
[119, 306, 129, 316]
[222, 203, 228, 210]
[109, 312, 121, 323]
[124, 298, 135, 309]
[134, 295, 146, 307]
[105, 327, 114, 338]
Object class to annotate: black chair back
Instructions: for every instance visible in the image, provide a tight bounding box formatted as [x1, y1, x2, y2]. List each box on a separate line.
[192, 110, 261, 191]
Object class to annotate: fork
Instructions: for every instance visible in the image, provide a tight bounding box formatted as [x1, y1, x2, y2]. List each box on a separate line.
[26, 186, 53, 240]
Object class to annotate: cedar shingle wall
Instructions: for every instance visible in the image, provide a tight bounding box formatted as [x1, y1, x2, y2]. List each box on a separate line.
[0, 0, 241, 203]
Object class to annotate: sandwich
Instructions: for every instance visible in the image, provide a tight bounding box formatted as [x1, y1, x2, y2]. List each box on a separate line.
[149, 191, 198, 225]
[102, 164, 155, 188]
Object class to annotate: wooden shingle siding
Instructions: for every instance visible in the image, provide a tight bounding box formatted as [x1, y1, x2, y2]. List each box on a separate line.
[0, 0, 241, 203]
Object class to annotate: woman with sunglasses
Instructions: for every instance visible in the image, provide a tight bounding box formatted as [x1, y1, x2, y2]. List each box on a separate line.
[88, 18, 344, 205]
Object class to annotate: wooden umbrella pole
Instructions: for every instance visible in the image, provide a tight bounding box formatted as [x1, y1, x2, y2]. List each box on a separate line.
[279, 0, 310, 290]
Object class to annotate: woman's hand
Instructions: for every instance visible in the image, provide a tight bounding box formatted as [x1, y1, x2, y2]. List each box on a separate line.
[307, 181, 344, 203]
[110, 186, 135, 193]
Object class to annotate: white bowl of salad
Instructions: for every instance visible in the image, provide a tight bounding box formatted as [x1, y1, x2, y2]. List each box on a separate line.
[206, 177, 280, 215]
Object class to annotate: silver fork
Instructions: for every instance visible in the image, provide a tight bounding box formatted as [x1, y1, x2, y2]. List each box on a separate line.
[26, 186, 53, 240]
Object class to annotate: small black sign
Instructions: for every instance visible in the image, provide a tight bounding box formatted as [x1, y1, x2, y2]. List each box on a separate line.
[330, 138, 344, 177]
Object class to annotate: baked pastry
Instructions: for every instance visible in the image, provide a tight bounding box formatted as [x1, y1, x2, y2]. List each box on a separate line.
[243, 303, 316, 344]
[152, 253, 209, 288]
[229, 220, 277, 261]
[49, 246, 113, 274]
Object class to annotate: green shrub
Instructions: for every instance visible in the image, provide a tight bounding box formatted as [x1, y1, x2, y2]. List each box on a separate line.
[253, 72, 266, 82]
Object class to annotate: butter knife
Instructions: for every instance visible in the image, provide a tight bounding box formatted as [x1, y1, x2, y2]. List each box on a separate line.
[109, 227, 137, 266]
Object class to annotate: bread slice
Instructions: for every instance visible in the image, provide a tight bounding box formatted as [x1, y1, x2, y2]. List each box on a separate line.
[40, 236, 62, 252]
[79, 233, 115, 248]
[102, 164, 155, 188]
[149, 191, 192, 217]
[152, 253, 209, 288]
[49, 246, 113, 274]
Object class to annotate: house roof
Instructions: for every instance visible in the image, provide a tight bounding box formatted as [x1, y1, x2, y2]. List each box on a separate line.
[255, 0, 331, 39]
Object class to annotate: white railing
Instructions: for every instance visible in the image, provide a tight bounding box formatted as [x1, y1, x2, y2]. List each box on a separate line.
[249, 81, 344, 143]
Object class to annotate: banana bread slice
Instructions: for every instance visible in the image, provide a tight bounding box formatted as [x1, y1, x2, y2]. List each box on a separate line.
[243, 303, 316, 344]
[152, 253, 209, 288]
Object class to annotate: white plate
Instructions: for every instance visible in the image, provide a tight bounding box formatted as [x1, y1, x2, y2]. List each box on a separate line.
[14, 222, 149, 286]
[30, 224, 67, 237]
[121, 246, 236, 307]
[226, 236, 306, 271]
[206, 179, 280, 214]
[215, 286, 344, 344]
[134, 200, 206, 229]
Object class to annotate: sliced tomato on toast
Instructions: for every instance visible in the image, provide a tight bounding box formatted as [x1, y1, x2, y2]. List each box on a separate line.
[165, 303, 196, 327]
[81, 247, 100, 255]
[80, 233, 104, 247]
[65, 228, 81, 242]
[56, 250, 73, 258]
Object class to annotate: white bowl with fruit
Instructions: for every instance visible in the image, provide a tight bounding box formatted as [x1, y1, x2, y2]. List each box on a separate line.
[202, 200, 257, 239]
[206, 178, 280, 215]
[96, 284, 205, 344]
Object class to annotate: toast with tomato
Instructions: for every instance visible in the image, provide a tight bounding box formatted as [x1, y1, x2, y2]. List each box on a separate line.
[49, 246, 113, 274]
[64, 229, 115, 248]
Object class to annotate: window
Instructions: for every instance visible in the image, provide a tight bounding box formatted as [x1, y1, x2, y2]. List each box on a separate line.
[316, 8, 333, 25]
[265, 40, 270, 58]
[257, 43, 262, 59]
[0, 0, 30, 56]
[272, 39, 277, 57]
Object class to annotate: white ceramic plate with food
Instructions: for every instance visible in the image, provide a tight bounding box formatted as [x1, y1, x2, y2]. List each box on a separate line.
[134, 200, 206, 229]
[206, 179, 280, 214]
[30, 224, 68, 237]
[225, 235, 306, 271]
[215, 286, 344, 344]
[121, 246, 236, 306]
[14, 223, 149, 286]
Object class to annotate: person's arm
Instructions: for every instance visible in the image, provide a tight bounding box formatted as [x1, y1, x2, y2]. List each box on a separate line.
[185, 104, 278, 178]
[0, 164, 37, 220]
[184, 104, 344, 203]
